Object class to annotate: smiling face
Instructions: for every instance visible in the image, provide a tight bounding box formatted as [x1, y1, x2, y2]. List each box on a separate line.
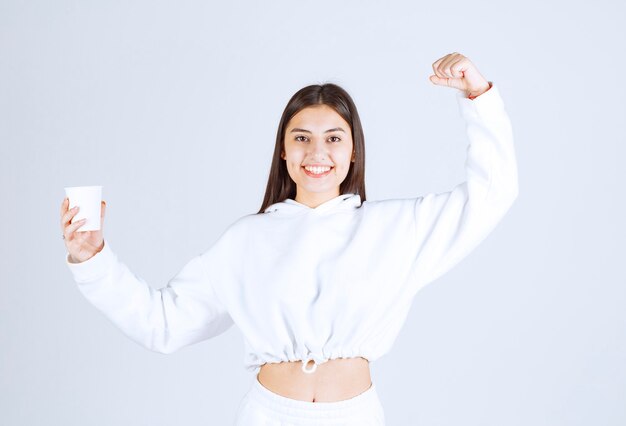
[281, 104, 355, 208]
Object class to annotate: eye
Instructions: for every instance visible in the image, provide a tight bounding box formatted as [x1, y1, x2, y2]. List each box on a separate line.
[295, 135, 308, 142]
[328, 136, 341, 143]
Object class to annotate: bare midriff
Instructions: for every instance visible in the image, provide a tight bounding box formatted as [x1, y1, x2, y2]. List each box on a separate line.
[257, 357, 372, 402]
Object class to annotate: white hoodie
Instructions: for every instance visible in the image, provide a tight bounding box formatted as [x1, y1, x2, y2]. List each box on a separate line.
[65, 82, 518, 375]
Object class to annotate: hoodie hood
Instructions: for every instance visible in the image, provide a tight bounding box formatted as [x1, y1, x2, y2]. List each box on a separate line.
[263, 193, 362, 215]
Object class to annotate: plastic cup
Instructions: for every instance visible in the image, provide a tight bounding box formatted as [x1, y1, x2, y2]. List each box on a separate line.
[64, 186, 103, 232]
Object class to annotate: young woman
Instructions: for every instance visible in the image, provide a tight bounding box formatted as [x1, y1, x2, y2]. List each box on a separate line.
[60, 52, 518, 425]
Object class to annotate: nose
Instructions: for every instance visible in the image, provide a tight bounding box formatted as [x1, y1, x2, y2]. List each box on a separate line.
[307, 138, 329, 159]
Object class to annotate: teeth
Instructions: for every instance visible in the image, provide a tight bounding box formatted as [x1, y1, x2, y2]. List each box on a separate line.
[304, 166, 331, 174]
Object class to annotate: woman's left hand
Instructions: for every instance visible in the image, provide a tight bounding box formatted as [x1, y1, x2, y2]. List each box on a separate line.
[429, 52, 491, 98]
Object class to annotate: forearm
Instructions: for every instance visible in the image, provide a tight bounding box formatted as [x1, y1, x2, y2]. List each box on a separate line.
[65, 239, 234, 353]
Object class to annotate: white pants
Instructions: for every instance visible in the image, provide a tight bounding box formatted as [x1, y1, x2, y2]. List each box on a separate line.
[233, 374, 386, 425]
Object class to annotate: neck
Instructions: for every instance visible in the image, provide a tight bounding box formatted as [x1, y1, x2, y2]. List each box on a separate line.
[295, 190, 341, 208]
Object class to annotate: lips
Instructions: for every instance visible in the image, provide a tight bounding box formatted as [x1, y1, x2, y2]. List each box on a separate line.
[302, 166, 333, 177]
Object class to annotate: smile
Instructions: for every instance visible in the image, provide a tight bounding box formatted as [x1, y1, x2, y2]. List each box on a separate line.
[302, 165, 333, 177]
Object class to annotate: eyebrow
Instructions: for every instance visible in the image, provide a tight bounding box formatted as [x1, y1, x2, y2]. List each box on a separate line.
[289, 127, 346, 134]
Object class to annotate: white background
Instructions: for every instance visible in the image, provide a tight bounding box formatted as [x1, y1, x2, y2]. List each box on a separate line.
[1, 0, 624, 425]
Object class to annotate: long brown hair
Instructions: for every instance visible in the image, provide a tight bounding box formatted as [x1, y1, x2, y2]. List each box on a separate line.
[256, 82, 367, 214]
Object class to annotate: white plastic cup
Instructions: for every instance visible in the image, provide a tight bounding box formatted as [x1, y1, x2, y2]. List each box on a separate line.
[64, 185, 103, 232]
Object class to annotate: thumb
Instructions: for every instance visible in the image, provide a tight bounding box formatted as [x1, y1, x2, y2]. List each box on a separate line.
[429, 74, 465, 91]
[95, 201, 106, 250]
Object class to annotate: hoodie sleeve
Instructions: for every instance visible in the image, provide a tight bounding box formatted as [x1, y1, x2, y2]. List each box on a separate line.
[407, 82, 519, 295]
[65, 236, 234, 354]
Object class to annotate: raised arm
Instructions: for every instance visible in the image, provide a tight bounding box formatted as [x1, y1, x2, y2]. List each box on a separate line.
[64, 237, 234, 354]
[406, 53, 519, 295]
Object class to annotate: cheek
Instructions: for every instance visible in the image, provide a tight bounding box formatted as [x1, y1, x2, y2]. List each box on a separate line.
[285, 145, 304, 161]
[335, 150, 353, 169]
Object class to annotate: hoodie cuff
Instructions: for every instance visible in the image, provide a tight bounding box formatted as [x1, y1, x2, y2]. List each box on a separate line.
[65, 239, 116, 283]
[456, 81, 505, 119]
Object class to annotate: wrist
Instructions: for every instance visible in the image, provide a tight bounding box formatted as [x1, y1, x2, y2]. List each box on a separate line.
[467, 81, 492, 100]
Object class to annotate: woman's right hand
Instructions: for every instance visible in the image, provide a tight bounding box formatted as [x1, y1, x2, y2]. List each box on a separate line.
[60, 197, 106, 263]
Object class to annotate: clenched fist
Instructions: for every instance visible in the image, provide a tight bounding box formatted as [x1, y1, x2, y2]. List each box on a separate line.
[429, 52, 491, 99]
